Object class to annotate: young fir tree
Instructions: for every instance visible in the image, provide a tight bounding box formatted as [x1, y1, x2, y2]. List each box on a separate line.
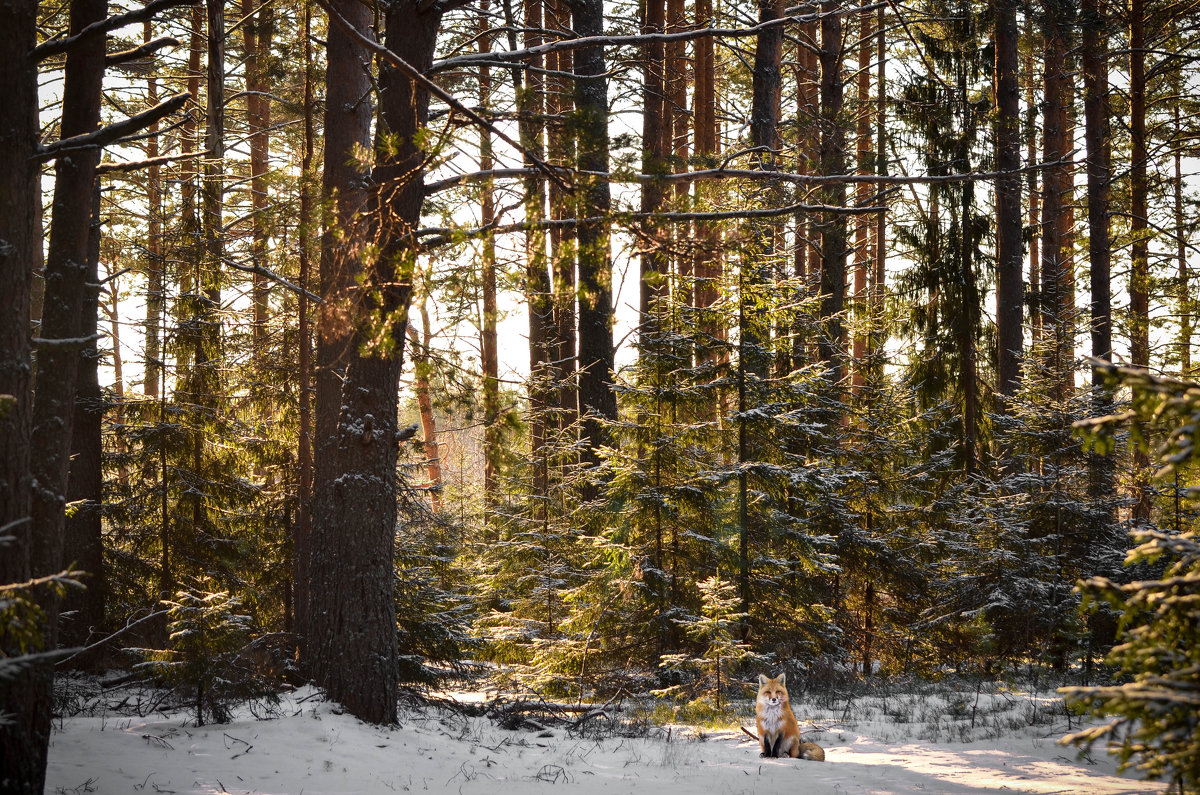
[1064, 365, 1200, 794]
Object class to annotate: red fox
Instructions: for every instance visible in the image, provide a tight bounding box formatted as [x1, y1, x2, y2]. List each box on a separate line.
[755, 673, 825, 761]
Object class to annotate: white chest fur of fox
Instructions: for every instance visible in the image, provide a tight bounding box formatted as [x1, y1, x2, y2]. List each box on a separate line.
[755, 673, 826, 762]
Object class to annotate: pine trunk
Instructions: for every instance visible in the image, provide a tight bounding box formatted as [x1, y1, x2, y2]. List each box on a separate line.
[994, 0, 1022, 399]
[61, 181, 106, 654]
[242, 0, 273, 353]
[310, 0, 374, 674]
[311, 0, 443, 726]
[144, 21, 163, 399]
[1040, 8, 1072, 397]
[293, 0, 315, 646]
[478, 3, 501, 506]
[0, 0, 40, 785]
[852, 6, 873, 390]
[21, 0, 108, 783]
[818, 0, 847, 386]
[574, 0, 617, 470]
[1129, 0, 1151, 522]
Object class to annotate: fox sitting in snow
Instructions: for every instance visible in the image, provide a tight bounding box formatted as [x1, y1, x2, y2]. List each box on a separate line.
[755, 673, 825, 761]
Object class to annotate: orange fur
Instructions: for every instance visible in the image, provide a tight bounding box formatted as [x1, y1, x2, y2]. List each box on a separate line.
[755, 673, 825, 761]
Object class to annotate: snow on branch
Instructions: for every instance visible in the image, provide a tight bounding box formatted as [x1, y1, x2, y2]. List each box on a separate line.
[37, 93, 191, 163]
[32, 0, 194, 62]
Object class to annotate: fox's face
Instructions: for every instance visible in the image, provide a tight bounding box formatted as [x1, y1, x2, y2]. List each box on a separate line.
[757, 674, 789, 707]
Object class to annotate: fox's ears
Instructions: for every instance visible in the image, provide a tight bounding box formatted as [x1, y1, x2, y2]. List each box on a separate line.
[758, 673, 786, 686]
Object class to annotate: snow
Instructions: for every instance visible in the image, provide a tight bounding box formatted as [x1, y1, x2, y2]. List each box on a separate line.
[44, 685, 1165, 795]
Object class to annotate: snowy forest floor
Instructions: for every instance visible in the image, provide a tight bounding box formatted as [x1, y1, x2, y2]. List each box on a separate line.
[44, 677, 1165, 795]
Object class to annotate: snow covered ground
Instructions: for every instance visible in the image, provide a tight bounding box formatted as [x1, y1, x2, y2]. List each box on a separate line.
[44, 683, 1165, 795]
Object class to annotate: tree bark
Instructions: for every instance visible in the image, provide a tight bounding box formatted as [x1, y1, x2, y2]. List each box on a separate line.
[1082, 0, 1111, 376]
[640, 0, 668, 330]
[693, 0, 722, 374]
[144, 20, 163, 399]
[310, 0, 443, 726]
[310, 0, 374, 673]
[517, 0, 552, 510]
[574, 0, 617, 471]
[1175, 99, 1189, 376]
[19, 0, 108, 783]
[818, 0, 847, 386]
[408, 298, 443, 513]
[242, 0, 274, 354]
[1040, 5, 1073, 398]
[852, 5, 873, 390]
[293, 0, 315, 643]
[0, 0, 41, 787]
[478, 2, 501, 506]
[1129, 0, 1151, 522]
[1129, 0, 1149, 373]
[994, 0, 1022, 399]
[546, 0, 577, 434]
[61, 181, 106, 654]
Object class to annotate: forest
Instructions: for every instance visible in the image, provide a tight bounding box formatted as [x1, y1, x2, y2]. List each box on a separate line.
[2, 0, 1200, 790]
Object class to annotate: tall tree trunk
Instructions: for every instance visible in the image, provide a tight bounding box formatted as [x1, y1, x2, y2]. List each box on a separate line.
[1081, 0, 1116, 566]
[1024, 20, 1041, 347]
[22, 0, 108, 783]
[693, 0, 722, 374]
[310, 0, 373, 674]
[0, 0, 41, 785]
[311, 0, 443, 726]
[144, 19, 163, 399]
[1040, 5, 1073, 398]
[1175, 100, 1190, 376]
[1082, 4, 1111, 359]
[242, 0, 274, 354]
[293, 0, 315, 642]
[1129, 0, 1151, 522]
[852, 6, 873, 390]
[793, 16, 820, 371]
[547, 0, 577, 436]
[408, 297, 443, 513]
[666, 0, 689, 307]
[994, 0, 1022, 399]
[61, 182, 106, 654]
[640, 0, 668, 330]
[517, 0, 552, 511]
[818, 0, 847, 386]
[871, 4, 886, 358]
[105, 267, 130, 487]
[574, 0, 617, 472]
[1129, 0, 1149, 372]
[478, 2, 501, 507]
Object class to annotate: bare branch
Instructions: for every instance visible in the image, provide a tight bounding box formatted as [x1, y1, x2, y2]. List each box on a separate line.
[32, 0, 195, 62]
[425, 158, 1074, 195]
[105, 35, 179, 67]
[221, 256, 322, 304]
[96, 150, 202, 175]
[429, 2, 886, 73]
[37, 93, 191, 163]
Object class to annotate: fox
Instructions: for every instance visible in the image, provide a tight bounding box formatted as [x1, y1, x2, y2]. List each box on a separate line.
[755, 673, 825, 761]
